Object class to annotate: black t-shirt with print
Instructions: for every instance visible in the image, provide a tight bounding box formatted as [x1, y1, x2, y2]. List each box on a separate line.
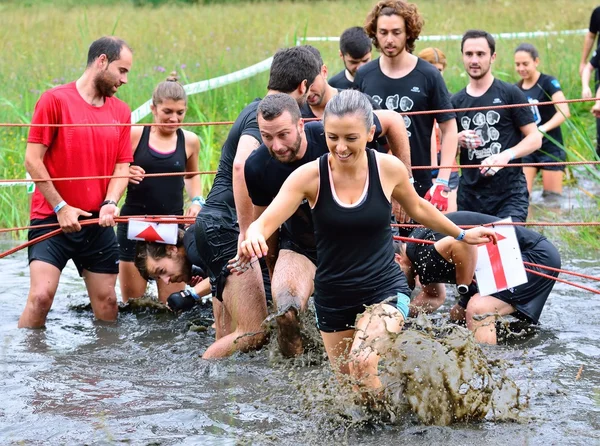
[517, 73, 564, 151]
[206, 99, 262, 208]
[451, 78, 534, 190]
[245, 119, 386, 251]
[590, 6, 600, 47]
[328, 70, 354, 90]
[354, 57, 456, 185]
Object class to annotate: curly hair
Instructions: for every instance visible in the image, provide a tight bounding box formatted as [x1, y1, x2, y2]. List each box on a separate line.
[364, 0, 424, 54]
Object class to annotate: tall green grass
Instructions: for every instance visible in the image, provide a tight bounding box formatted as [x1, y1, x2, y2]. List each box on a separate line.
[0, 0, 598, 238]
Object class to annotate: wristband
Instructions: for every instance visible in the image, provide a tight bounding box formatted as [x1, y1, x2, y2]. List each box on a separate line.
[191, 196, 205, 206]
[53, 200, 67, 214]
[100, 200, 117, 208]
[409, 177, 415, 184]
[506, 149, 516, 161]
[435, 178, 449, 186]
[455, 229, 466, 241]
[185, 284, 200, 301]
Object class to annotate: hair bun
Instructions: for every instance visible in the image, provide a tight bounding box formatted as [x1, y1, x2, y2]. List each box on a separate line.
[166, 71, 179, 82]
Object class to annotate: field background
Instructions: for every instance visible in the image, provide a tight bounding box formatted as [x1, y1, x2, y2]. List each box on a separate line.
[0, 0, 598, 231]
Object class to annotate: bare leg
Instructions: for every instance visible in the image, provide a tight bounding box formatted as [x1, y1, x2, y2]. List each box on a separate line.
[523, 166, 539, 195]
[541, 170, 563, 195]
[83, 270, 118, 322]
[271, 249, 316, 357]
[320, 329, 355, 376]
[119, 261, 148, 303]
[202, 265, 268, 359]
[213, 295, 233, 341]
[18, 261, 61, 328]
[349, 304, 404, 390]
[466, 294, 515, 344]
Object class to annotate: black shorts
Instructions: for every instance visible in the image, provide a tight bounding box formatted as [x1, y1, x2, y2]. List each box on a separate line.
[194, 203, 239, 302]
[492, 238, 560, 324]
[522, 144, 566, 172]
[279, 232, 317, 265]
[458, 185, 529, 223]
[28, 215, 119, 276]
[314, 290, 410, 333]
[406, 228, 456, 285]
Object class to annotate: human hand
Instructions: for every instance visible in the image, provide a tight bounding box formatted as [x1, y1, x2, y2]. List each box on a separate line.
[57, 205, 92, 233]
[458, 130, 482, 150]
[479, 150, 513, 177]
[99, 202, 119, 227]
[424, 180, 450, 211]
[592, 102, 600, 118]
[462, 226, 497, 245]
[185, 203, 201, 219]
[129, 165, 145, 184]
[582, 86, 593, 99]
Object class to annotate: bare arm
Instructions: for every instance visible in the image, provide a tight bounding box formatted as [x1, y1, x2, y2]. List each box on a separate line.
[253, 205, 279, 278]
[373, 109, 412, 175]
[436, 118, 458, 183]
[25, 142, 91, 232]
[538, 91, 570, 134]
[582, 63, 595, 98]
[580, 31, 597, 75]
[99, 162, 130, 226]
[184, 132, 203, 218]
[232, 135, 261, 238]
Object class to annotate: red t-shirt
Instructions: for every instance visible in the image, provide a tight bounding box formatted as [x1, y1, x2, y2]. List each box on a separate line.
[28, 82, 133, 219]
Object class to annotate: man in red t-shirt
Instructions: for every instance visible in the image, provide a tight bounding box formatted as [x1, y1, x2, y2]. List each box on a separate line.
[20, 36, 134, 328]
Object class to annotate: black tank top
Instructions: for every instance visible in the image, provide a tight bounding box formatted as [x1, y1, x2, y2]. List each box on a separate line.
[122, 127, 187, 216]
[312, 149, 407, 305]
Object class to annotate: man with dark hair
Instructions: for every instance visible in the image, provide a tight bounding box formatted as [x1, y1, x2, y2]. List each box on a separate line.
[452, 30, 542, 222]
[242, 93, 410, 356]
[355, 0, 458, 211]
[329, 26, 373, 90]
[20, 36, 133, 328]
[393, 211, 560, 344]
[134, 219, 269, 359]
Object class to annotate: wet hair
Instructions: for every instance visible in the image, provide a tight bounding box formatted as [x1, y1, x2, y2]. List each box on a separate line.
[257, 93, 301, 123]
[514, 43, 539, 60]
[340, 26, 372, 59]
[461, 29, 496, 54]
[134, 229, 185, 281]
[267, 46, 322, 93]
[364, 0, 424, 54]
[86, 36, 131, 67]
[417, 47, 447, 69]
[303, 45, 324, 67]
[152, 71, 187, 106]
[323, 89, 373, 131]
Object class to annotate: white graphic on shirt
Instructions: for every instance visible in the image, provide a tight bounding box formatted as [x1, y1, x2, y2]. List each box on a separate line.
[461, 110, 502, 160]
[527, 97, 541, 125]
[371, 95, 383, 107]
[383, 95, 414, 137]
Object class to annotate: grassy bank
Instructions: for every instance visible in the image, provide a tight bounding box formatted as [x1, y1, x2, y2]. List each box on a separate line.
[0, 0, 598, 243]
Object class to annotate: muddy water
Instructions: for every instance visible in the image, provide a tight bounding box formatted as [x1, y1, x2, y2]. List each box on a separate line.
[1, 184, 599, 444]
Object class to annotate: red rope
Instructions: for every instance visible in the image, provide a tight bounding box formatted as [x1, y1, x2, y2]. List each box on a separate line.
[524, 267, 600, 295]
[0, 96, 597, 127]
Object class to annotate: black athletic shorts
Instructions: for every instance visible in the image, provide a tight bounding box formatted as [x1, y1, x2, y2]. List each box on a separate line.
[193, 202, 239, 302]
[522, 145, 566, 172]
[314, 286, 411, 333]
[279, 232, 317, 265]
[458, 185, 529, 223]
[28, 215, 119, 276]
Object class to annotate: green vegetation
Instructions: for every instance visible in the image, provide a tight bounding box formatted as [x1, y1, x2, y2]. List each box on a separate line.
[0, 0, 598, 249]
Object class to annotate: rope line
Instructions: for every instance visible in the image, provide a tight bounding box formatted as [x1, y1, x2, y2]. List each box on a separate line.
[0, 96, 598, 128]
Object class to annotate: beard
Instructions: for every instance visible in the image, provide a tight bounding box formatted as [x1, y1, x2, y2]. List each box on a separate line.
[94, 70, 117, 97]
[468, 64, 491, 80]
[268, 131, 303, 163]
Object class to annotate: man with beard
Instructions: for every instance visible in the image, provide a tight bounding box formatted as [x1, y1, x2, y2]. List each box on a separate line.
[241, 93, 410, 357]
[355, 0, 457, 211]
[451, 30, 542, 222]
[329, 26, 373, 90]
[140, 47, 322, 358]
[20, 37, 133, 328]
[393, 211, 560, 344]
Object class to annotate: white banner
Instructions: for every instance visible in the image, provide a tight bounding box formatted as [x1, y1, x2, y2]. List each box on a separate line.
[127, 219, 178, 245]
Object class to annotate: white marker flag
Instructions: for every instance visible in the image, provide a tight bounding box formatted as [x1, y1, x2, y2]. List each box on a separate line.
[127, 219, 178, 245]
[475, 217, 528, 296]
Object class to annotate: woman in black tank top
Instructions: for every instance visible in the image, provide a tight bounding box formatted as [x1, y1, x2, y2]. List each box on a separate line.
[237, 90, 496, 394]
[118, 73, 203, 304]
